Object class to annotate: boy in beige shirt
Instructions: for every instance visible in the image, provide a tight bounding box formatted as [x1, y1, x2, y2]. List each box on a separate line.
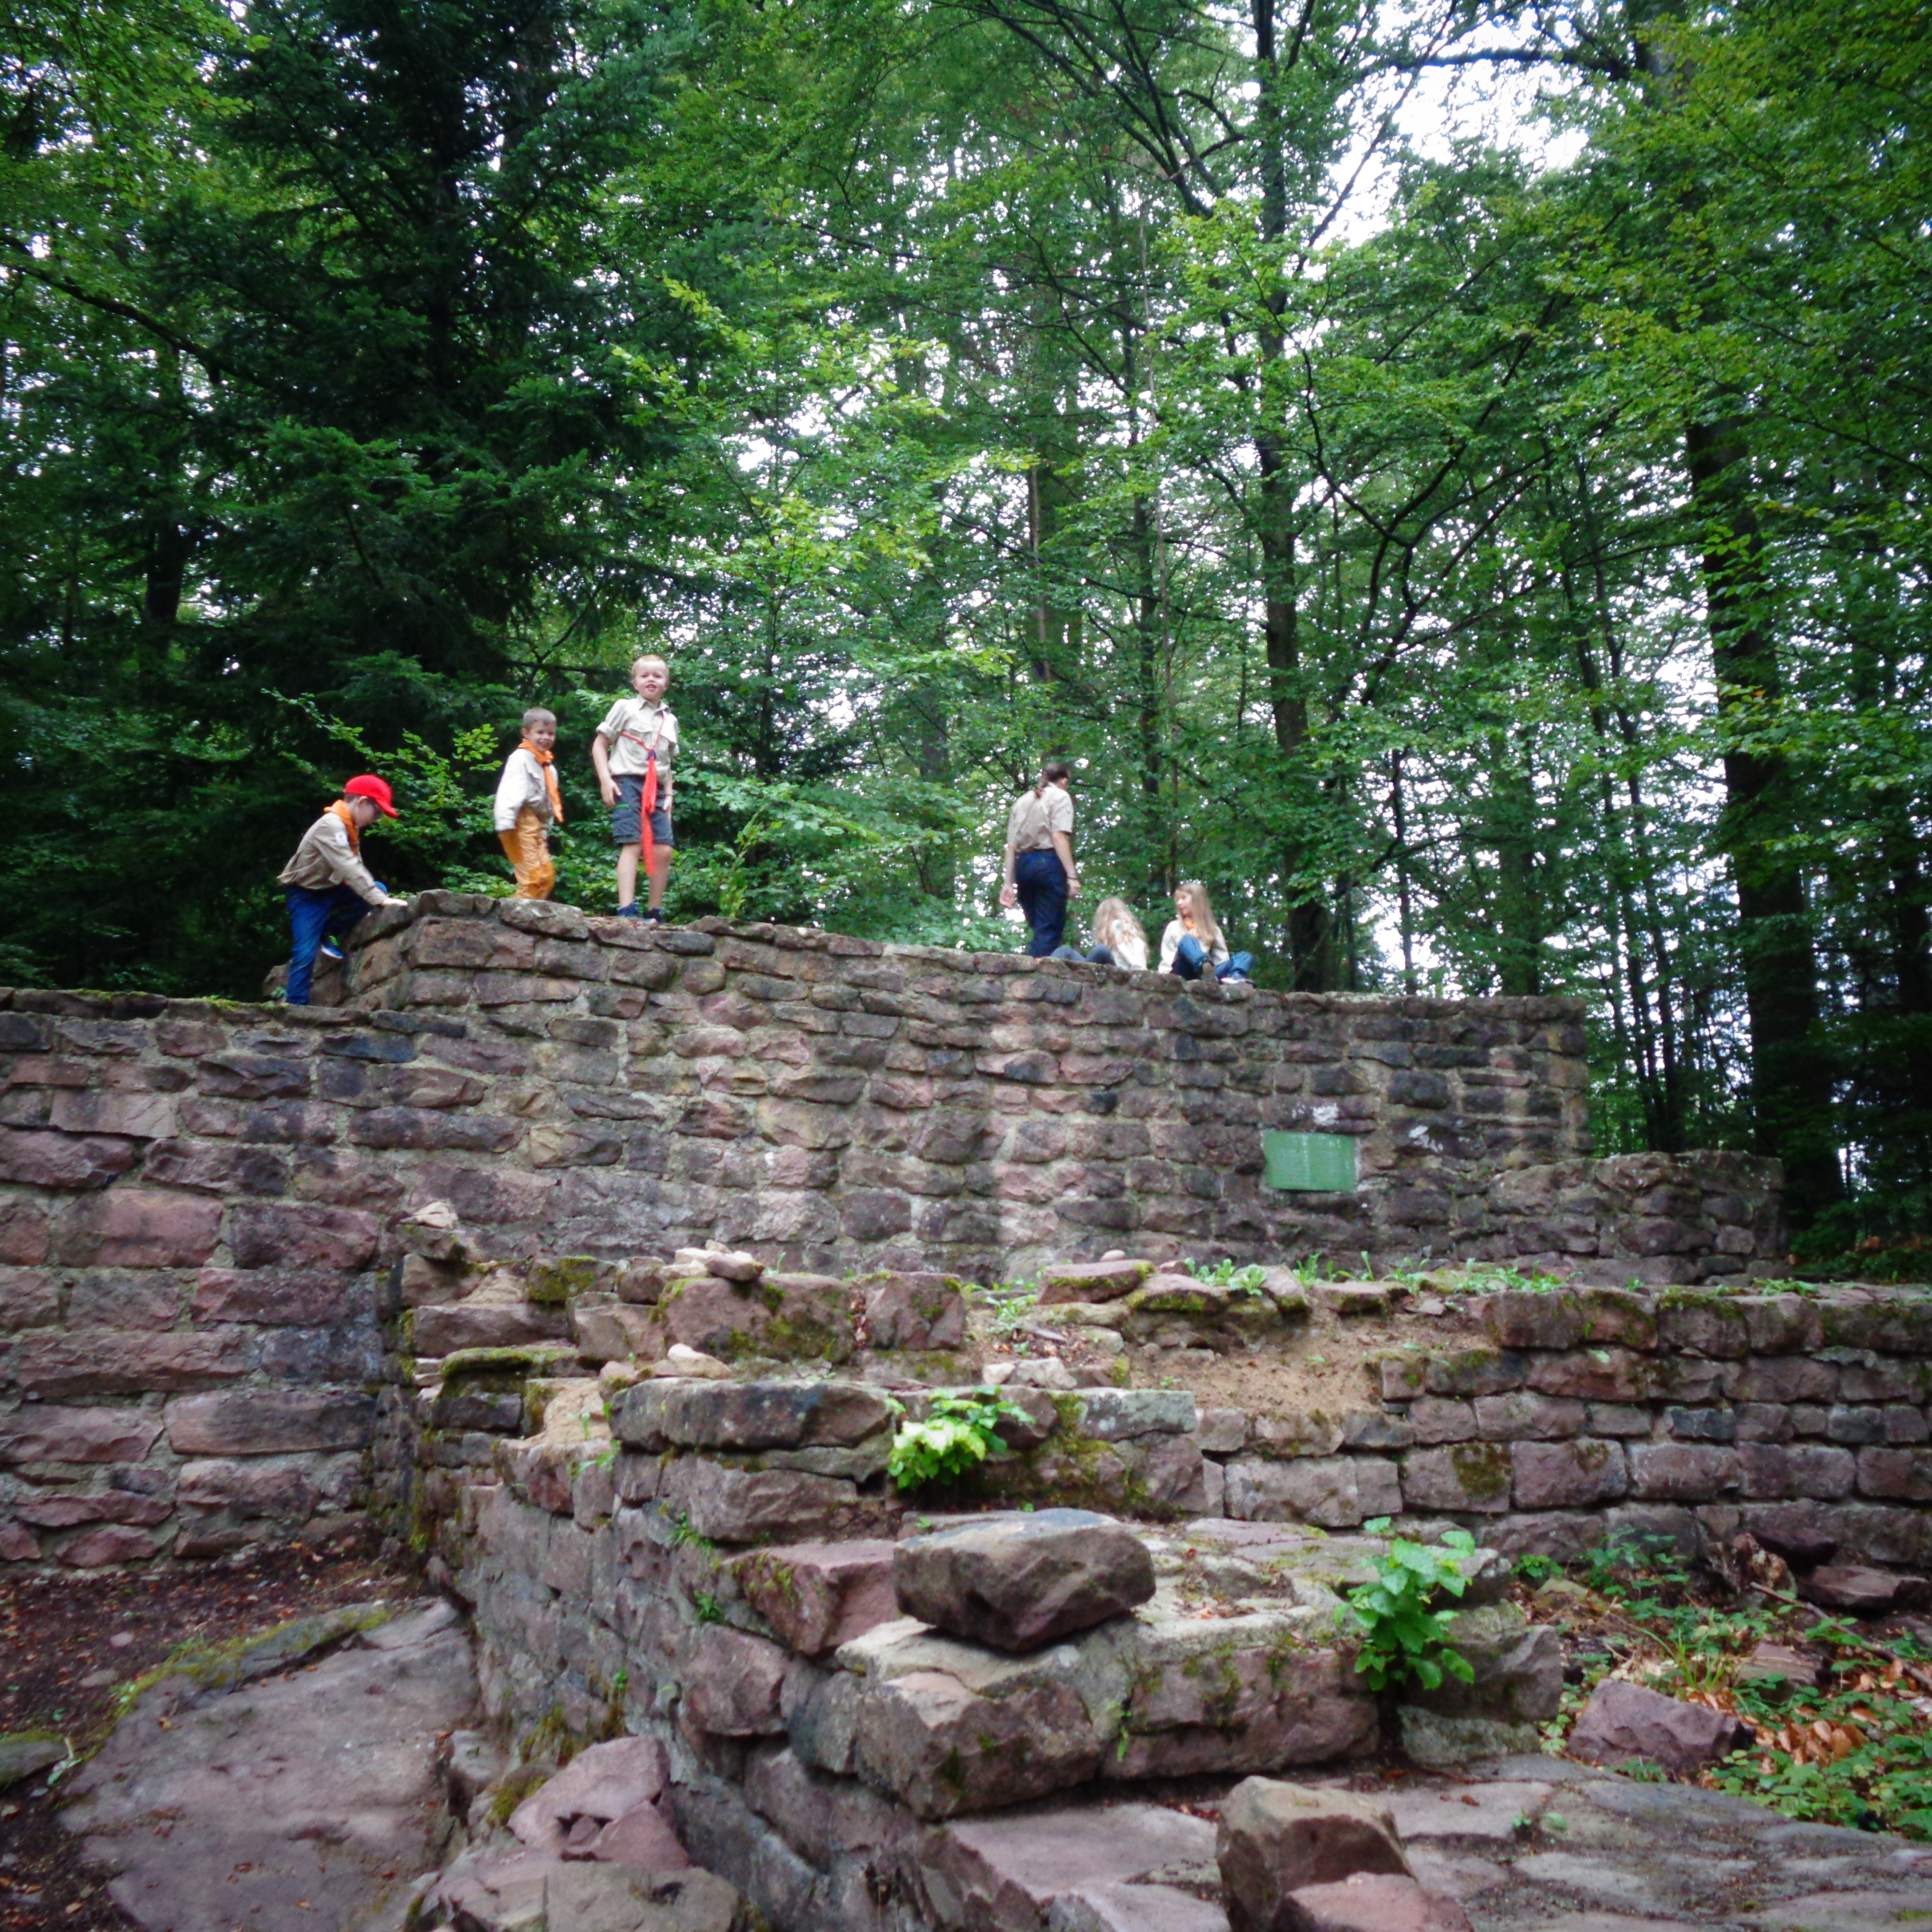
[276, 774, 407, 1004]
[591, 655, 678, 921]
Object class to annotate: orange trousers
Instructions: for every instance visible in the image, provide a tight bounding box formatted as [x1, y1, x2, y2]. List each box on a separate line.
[498, 806, 556, 900]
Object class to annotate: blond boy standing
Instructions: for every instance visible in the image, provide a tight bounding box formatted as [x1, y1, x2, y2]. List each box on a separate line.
[591, 655, 678, 921]
[494, 707, 564, 900]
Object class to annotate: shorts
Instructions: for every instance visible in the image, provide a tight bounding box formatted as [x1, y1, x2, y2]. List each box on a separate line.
[612, 768, 674, 850]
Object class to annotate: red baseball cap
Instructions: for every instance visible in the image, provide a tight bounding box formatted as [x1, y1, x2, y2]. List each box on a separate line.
[344, 774, 399, 817]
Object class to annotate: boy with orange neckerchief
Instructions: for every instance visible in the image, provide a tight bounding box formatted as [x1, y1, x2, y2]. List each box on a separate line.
[276, 774, 408, 1004]
[494, 707, 564, 899]
[591, 654, 678, 921]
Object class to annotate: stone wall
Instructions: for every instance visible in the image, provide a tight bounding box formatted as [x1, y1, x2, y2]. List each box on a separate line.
[0, 898, 1786, 1568]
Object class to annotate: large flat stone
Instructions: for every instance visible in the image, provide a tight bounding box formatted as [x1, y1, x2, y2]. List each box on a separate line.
[920, 1802, 1219, 1932]
[615, 1378, 894, 1452]
[1566, 1678, 1752, 1776]
[894, 1508, 1156, 1652]
[61, 1602, 476, 1932]
[508, 1734, 670, 1852]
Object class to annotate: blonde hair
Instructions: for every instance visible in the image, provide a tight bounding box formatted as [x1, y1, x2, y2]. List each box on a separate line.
[632, 654, 668, 677]
[520, 706, 556, 732]
[1176, 880, 1225, 950]
[1091, 896, 1146, 956]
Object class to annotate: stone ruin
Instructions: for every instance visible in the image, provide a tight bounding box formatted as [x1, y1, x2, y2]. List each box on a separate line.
[16, 900, 1932, 1932]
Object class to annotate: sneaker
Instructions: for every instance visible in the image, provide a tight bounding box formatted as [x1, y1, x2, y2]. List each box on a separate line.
[320, 938, 344, 960]
[644, 908, 665, 925]
[615, 903, 643, 920]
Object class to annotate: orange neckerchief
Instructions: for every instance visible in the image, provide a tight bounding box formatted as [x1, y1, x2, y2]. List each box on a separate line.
[326, 800, 362, 850]
[522, 740, 564, 824]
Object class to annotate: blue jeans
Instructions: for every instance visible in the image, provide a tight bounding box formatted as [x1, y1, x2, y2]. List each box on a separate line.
[285, 883, 380, 1004]
[1170, 935, 1254, 983]
[1014, 849, 1070, 958]
[1051, 944, 1114, 966]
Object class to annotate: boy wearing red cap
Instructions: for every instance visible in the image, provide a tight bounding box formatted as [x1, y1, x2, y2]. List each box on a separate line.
[276, 775, 408, 1005]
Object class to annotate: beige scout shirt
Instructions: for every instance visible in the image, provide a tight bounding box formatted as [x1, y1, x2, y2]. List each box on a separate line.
[493, 748, 555, 831]
[596, 696, 679, 782]
[1005, 783, 1074, 854]
[276, 811, 385, 904]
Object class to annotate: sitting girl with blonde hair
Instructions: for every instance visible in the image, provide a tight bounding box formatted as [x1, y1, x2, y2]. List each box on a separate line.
[1158, 881, 1254, 982]
[1088, 896, 1149, 971]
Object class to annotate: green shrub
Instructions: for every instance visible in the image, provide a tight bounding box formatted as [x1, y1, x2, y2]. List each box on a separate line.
[1346, 1520, 1479, 1693]
[888, 1390, 1026, 1492]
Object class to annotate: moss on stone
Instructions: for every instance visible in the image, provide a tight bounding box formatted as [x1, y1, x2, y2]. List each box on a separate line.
[1448, 1440, 1512, 1502]
[525, 1257, 604, 1307]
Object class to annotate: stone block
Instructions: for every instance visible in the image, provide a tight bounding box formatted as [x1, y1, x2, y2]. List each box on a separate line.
[0, 1126, 138, 1190]
[1469, 1394, 1583, 1441]
[1226, 1458, 1404, 1529]
[0, 1202, 49, 1264]
[657, 1458, 862, 1544]
[1476, 1292, 1584, 1351]
[1525, 1348, 1648, 1402]
[657, 1272, 855, 1363]
[1508, 1439, 1628, 1509]
[164, 1388, 375, 1454]
[896, 1510, 1156, 1652]
[1038, 1260, 1154, 1305]
[862, 1272, 967, 1350]
[574, 1302, 664, 1364]
[58, 1524, 158, 1566]
[141, 1140, 289, 1196]
[1398, 1446, 1512, 1514]
[1658, 1290, 1750, 1358]
[1216, 1780, 1410, 1932]
[0, 1266, 58, 1330]
[1739, 1444, 1856, 1500]
[1074, 1390, 1198, 1441]
[1406, 1400, 1476, 1446]
[48, 1090, 178, 1138]
[1858, 1448, 1932, 1502]
[732, 1540, 900, 1656]
[412, 1300, 562, 1356]
[856, 1668, 1102, 1818]
[190, 1268, 360, 1326]
[1566, 1678, 1751, 1776]
[1420, 1349, 1522, 1398]
[620, 1380, 894, 1452]
[0, 1406, 164, 1465]
[65, 1270, 184, 1330]
[12, 1328, 256, 1399]
[1196, 1409, 1248, 1455]
[683, 1625, 791, 1736]
[58, 1190, 221, 1268]
[1628, 1442, 1741, 1502]
[1282, 1876, 1472, 1932]
[226, 1202, 381, 1270]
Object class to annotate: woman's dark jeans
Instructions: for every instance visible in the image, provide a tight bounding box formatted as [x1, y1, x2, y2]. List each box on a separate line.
[1014, 848, 1070, 956]
[1169, 934, 1254, 982]
[1050, 944, 1116, 966]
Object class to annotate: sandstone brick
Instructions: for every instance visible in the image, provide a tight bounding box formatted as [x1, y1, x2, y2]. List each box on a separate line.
[228, 1202, 380, 1270]
[48, 1090, 178, 1138]
[862, 1272, 966, 1350]
[1738, 1296, 1824, 1354]
[1225, 1456, 1404, 1528]
[15, 1489, 172, 1528]
[1421, 1348, 1522, 1397]
[140, 1139, 289, 1196]
[58, 1189, 220, 1268]
[1628, 1443, 1741, 1502]
[732, 1540, 899, 1656]
[0, 1266, 58, 1330]
[164, 1388, 375, 1455]
[58, 1524, 158, 1566]
[0, 1202, 49, 1264]
[1724, 1356, 1838, 1403]
[1577, 1288, 1656, 1349]
[656, 1458, 862, 1544]
[1658, 1291, 1750, 1358]
[1738, 1444, 1856, 1500]
[1510, 1438, 1628, 1508]
[190, 1268, 360, 1326]
[1526, 1348, 1649, 1402]
[194, 1052, 312, 1100]
[1476, 1292, 1584, 1351]
[1858, 1448, 1932, 1502]
[1470, 1393, 1584, 1440]
[12, 1327, 256, 1399]
[1398, 1444, 1513, 1514]
[1828, 1404, 1888, 1446]
[66, 1270, 184, 1330]
[1406, 1398, 1476, 1446]
[0, 1406, 164, 1465]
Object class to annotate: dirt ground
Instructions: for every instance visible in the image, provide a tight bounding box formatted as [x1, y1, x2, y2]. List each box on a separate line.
[0, 1530, 418, 1932]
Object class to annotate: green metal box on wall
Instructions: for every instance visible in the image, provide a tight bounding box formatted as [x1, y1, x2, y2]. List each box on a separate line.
[1262, 1130, 1359, 1192]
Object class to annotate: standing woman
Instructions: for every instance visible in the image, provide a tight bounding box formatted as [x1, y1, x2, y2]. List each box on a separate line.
[999, 760, 1082, 956]
[1160, 880, 1254, 982]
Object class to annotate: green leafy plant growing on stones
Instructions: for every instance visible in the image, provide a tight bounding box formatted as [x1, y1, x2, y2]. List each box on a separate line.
[1198, 1260, 1269, 1294]
[1346, 1520, 1479, 1693]
[888, 1390, 1026, 1492]
[983, 1284, 1040, 1342]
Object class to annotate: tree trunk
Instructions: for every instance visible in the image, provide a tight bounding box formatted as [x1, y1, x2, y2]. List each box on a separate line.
[1686, 416, 1841, 1220]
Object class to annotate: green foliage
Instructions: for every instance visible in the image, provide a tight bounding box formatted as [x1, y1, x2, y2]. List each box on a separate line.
[1197, 1261, 1270, 1294]
[886, 1390, 1026, 1493]
[1346, 1520, 1479, 1694]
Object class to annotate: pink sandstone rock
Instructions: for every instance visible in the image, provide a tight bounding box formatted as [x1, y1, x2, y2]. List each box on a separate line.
[508, 1736, 670, 1852]
[1216, 1780, 1412, 1932]
[732, 1538, 900, 1655]
[1286, 1873, 1473, 1932]
[1566, 1679, 1752, 1776]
